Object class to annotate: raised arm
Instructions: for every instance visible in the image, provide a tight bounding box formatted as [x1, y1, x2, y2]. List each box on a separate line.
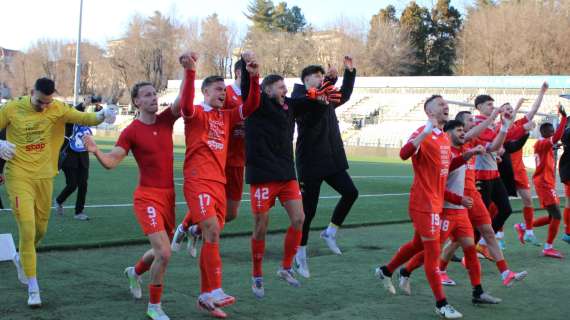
[526, 82, 548, 121]
[553, 106, 568, 144]
[487, 114, 513, 152]
[83, 134, 126, 170]
[465, 107, 501, 141]
[336, 56, 356, 107]
[239, 57, 261, 118]
[400, 118, 438, 160]
[179, 53, 197, 118]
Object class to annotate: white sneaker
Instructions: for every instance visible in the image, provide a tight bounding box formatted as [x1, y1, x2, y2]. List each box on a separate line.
[27, 291, 42, 308]
[251, 277, 265, 299]
[294, 253, 310, 278]
[147, 303, 170, 320]
[124, 267, 142, 299]
[374, 266, 395, 295]
[171, 224, 187, 252]
[13, 253, 28, 285]
[277, 267, 301, 287]
[55, 202, 64, 216]
[320, 230, 342, 255]
[435, 304, 463, 319]
[196, 293, 227, 319]
[74, 213, 89, 221]
[187, 225, 201, 258]
[210, 288, 236, 308]
[398, 270, 411, 295]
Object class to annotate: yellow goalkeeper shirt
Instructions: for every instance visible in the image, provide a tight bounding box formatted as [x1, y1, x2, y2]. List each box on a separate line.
[0, 96, 102, 179]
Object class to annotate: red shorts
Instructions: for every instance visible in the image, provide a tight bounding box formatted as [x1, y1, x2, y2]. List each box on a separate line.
[409, 210, 441, 239]
[465, 189, 492, 227]
[133, 186, 176, 239]
[250, 180, 302, 214]
[183, 179, 226, 228]
[535, 186, 559, 208]
[225, 166, 244, 201]
[440, 208, 475, 242]
[513, 167, 530, 190]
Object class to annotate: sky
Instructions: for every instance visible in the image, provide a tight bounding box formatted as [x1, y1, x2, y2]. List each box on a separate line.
[0, 0, 473, 51]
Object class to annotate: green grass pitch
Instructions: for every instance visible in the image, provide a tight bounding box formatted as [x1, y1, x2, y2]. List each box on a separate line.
[0, 139, 567, 319]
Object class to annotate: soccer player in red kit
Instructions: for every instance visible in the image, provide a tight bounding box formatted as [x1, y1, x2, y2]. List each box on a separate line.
[224, 59, 245, 223]
[374, 95, 464, 319]
[397, 120, 501, 305]
[177, 52, 261, 318]
[507, 83, 548, 245]
[516, 104, 568, 258]
[437, 110, 527, 287]
[83, 81, 181, 320]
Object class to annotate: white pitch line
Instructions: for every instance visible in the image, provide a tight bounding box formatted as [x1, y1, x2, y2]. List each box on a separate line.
[0, 193, 410, 212]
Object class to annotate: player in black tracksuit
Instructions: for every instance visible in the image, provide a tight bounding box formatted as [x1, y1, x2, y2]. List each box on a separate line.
[240, 58, 334, 296]
[292, 57, 357, 278]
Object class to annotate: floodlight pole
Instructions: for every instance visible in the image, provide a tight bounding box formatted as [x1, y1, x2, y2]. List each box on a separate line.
[73, 0, 84, 105]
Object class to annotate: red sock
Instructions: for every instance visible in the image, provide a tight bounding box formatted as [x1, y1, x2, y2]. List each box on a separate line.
[251, 238, 265, 277]
[422, 240, 445, 301]
[496, 259, 508, 273]
[489, 203, 498, 219]
[134, 259, 151, 276]
[564, 208, 570, 234]
[463, 245, 481, 287]
[202, 242, 222, 291]
[439, 259, 449, 272]
[523, 207, 534, 230]
[386, 233, 424, 273]
[182, 212, 192, 230]
[533, 216, 551, 228]
[404, 251, 424, 273]
[199, 249, 211, 293]
[149, 284, 163, 304]
[282, 226, 302, 269]
[547, 218, 561, 245]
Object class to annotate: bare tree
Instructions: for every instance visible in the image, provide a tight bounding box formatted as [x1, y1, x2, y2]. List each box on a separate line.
[366, 21, 416, 76]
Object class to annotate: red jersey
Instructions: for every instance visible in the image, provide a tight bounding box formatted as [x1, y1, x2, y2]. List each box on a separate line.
[473, 115, 527, 180]
[463, 142, 477, 193]
[180, 69, 260, 184]
[116, 108, 179, 189]
[224, 84, 245, 167]
[533, 116, 568, 188]
[406, 126, 451, 214]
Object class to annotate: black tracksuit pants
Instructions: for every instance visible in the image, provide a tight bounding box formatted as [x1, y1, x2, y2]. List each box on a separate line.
[56, 165, 89, 215]
[476, 178, 513, 232]
[299, 170, 359, 246]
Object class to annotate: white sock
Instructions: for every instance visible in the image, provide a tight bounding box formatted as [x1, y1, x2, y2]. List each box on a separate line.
[544, 243, 553, 250]
[525, 229, 534, 236]
[496, 231, 504, 239]
[297, 246, 307, 259]
[326, 223, 338, 237]
[478, 238, 487, 246]
[28, 277, 39, 293]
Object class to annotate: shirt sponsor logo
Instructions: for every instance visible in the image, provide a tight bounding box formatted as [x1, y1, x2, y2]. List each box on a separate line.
[25, 142, 46, 152]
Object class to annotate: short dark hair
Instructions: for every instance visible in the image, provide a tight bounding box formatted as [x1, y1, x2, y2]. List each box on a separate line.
[424, 95, 442, 111]
[444, 119, 464, 132]
[301, 65, 325, 82]
[474, 95, 494, 109]
[455, 111, 472, 124]
[34, 77, 55, 95]
[201, 76, 225, 92]
[131, 81, 153, 108]
[261, 74, 284, 92]
[540, 122, 554, 136]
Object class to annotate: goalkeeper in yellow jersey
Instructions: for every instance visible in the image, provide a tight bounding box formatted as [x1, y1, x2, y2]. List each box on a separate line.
[0, 78, 116, 308]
